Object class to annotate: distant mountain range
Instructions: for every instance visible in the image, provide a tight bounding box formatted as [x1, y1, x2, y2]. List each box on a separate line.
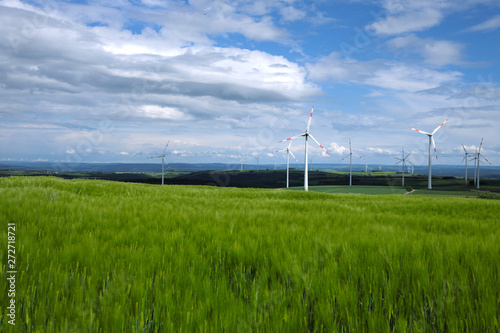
[1, 161, 499, 178]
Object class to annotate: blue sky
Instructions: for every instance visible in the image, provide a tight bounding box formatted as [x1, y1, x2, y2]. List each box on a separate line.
[1, 0, 499, 167]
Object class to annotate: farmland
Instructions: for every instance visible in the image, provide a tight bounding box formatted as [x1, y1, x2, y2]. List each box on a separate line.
[1, 177, 500, 332]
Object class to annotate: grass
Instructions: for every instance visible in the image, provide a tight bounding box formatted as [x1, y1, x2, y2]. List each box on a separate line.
[1, 177, 499, 332]
[288, 185, 408, 195]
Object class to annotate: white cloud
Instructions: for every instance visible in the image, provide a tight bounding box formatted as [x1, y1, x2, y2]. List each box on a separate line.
[137, 105, 189, 120]
[280, 6, 306, 21]
[387, 34, 463, 66]
[465, 15, 500, 32]
[307, 52, 463, 92]
[367, 7, 443, 36]
[328, 142, 348, 155]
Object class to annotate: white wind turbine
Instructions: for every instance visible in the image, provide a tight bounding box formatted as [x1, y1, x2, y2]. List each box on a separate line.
[461, 144, 471, 188]
[254, 153, 262, 172]
[148, 140, 170, 185]
[394, 148, 412, 187]
[240, 158, 245, 171]
[340, 139, 365, 186]
[278, 105, 330, 191]
[409, 118, 449, 190]
[472, 138, 492, 189]
[276, 140, 299, 188]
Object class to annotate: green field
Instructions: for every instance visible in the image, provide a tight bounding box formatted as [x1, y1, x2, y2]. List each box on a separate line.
[1, 177, 500, 332]
[288, 185, 408, 195]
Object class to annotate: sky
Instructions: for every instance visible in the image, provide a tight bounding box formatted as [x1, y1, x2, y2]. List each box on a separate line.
[1, 0, 499, 167]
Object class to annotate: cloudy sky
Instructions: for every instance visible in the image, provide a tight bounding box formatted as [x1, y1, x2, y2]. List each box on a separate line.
[1, 0, 499, 166]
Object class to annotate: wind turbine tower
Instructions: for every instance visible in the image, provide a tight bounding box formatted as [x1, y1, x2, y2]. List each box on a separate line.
[278, 105, 330, 191]
[340, 139, 364, 186]
[148, 141, 170, 185]
[409, 118, 449, 189]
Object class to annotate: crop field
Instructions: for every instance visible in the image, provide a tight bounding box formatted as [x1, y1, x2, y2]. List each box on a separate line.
[1, 177, 500, 332]
[288, 185, 408, 195]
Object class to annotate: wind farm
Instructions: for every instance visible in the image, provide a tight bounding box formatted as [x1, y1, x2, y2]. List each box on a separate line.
[2, 0, 500, 330]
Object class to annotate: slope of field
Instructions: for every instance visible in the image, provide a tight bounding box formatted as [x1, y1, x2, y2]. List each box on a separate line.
[1, 177, 499, 332]
[288, 185, 408, 195]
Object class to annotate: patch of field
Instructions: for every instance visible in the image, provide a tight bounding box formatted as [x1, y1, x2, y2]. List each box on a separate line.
[288, 185, 407, 195]
[1, 177, 499, 332]
[411, 189, 476, 198]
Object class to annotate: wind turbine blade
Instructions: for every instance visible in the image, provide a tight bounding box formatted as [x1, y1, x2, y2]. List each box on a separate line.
[278, 133, 304, 143]
[432, 118, 449, 135]
[431, 136, 438, 159]
[163, 157, 171, 169]
[308, 134, 330, 155]
[163, 140, 170, 154]
[289, 151, 299, 164]
[404, 153, 411, 159]
[478, 138, 484, 154]
[149, 156, 163, 159]
[353, 152, 365, 160]
[407, 160, 413, 165]
[409, 127, 431, 136]
[306, 104, 314, 132]
[461, 143, 467, 154]
[340, 154, 350, 162]
[480, 154, 492, 165]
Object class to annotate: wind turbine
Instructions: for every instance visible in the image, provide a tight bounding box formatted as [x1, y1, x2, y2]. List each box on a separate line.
[278, 105, 330, 191]
[340, 139, 364, 186]
[148, 141, 170, 185]
[394, 148, 412, 187]
[276, 140, 299, 188]
[409, 118, 449, 189]
[473, 138, 492, 189]
[254, 153, 262, 172]
[461, 144, 471, 188]
[240, 157, 245, 171]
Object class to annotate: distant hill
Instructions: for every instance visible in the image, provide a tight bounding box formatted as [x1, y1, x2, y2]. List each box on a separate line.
[1, 161, 499, 178]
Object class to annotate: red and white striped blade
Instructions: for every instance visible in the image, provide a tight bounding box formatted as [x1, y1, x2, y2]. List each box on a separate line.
[163, 140, 170, 154]
[478, 137, 484, 154]
[432, 118, 449, 135]
[278, 133, 304, 143]
[480, 154, 492, 165]
[308, 134, 330, 155]
[340, 154, 350, 162]
[149, 155, 163, 159]
[353, 152, 365, 160]
[306, 104, 314, 132]
[409, 126, 431, 136]
[431, 136, 438, 159]
[289, 150, 300, 164]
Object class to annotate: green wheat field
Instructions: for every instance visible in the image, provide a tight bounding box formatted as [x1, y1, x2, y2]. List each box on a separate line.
[1, 176, 499, 332]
